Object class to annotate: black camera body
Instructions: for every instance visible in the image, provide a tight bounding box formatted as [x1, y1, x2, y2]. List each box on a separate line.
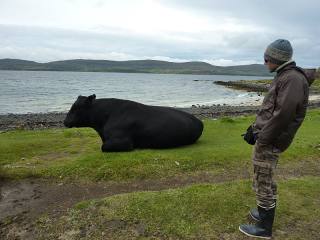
[242, 125, 258, 145]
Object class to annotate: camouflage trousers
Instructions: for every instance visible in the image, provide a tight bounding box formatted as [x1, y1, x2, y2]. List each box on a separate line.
[252, 142, 280, 210]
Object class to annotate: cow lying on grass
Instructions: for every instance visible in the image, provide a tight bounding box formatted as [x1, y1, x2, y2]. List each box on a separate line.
[64, 95, 203, 152]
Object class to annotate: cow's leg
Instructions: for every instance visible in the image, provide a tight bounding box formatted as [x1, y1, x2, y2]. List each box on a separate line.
[101, 137, 134, 152]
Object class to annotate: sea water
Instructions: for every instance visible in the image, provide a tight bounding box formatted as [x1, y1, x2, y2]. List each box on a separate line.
[0, 70, 268, 114]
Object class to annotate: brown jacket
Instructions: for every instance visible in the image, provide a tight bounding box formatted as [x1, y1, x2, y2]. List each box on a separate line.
[253, 61, 316, 152]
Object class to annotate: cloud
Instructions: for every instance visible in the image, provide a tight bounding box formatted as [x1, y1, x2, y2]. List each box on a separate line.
[204, 59, 258, 66]
[0, 0, 319, 67]
[0, 24, 263, 64]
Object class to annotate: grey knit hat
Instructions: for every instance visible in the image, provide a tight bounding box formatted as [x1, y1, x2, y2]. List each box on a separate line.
[264, 39, 293, 65]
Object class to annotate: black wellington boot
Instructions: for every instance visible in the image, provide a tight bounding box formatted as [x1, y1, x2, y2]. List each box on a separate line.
[239, 206, 275, 239]
[249, 208, 261, 221]
[249, 200, 276, 222]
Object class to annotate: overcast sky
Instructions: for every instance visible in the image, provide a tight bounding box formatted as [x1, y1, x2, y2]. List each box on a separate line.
[0, 0, 319, 66]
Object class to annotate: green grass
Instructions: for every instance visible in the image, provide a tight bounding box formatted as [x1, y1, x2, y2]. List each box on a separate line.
[1, 109, 320, 181]
[311, 78, 320, 92]
[36, 176, 320, 240]
[2, 109, 320, 239]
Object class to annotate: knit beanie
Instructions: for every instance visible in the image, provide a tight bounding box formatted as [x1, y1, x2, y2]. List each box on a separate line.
[264, 39, 293, 65]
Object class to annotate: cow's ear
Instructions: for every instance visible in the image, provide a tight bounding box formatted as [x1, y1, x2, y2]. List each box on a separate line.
[87, 94, 96, 103]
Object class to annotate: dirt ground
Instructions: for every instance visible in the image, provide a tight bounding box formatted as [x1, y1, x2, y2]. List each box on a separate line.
[0, 170, 251, 240]
[1, 161, 320, 239]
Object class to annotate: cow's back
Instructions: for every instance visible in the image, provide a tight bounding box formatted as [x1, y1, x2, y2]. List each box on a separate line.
[93, 98, 203, 148]
[128, 104, 203, 148]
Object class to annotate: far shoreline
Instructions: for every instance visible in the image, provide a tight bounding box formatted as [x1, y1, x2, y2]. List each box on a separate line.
[0, 68, 272, 78]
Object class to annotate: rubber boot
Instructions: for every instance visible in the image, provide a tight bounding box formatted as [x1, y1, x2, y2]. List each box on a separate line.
[249, 200, 276, 222]
[249, 208, 261, 222]
[239, 206, 275, 239]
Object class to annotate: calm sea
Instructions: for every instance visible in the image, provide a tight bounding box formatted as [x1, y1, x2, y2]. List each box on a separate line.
[0, 70, 268, 114]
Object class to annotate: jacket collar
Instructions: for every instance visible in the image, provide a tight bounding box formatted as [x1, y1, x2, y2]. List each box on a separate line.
[275, 60, 295, 73]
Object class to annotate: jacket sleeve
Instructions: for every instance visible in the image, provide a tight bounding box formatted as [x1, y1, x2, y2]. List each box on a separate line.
[257, 76, 304, 145]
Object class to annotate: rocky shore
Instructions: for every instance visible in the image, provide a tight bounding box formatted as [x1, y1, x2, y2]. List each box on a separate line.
[0, 112, 67, 132]
[1, 101, 320, 132]
[0, 106, 256, 132]
[1, 79, 320, 132]
[214, 80, 270, 92]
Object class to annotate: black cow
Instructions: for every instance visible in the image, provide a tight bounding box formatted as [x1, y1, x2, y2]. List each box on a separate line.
[64, 95, 203, 152]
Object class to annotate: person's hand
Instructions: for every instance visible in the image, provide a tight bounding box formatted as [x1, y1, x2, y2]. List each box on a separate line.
[241, 125, 257, 145]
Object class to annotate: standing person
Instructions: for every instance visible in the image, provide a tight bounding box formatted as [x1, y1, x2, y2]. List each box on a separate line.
[239, 39, 316, 239]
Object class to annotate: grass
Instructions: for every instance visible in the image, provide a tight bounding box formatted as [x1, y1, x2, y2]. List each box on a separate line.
[1, 109, 320, 181]
[311, 77, 320, 92]
[2, 110, 320, 239]
[35, 177, 320, 239]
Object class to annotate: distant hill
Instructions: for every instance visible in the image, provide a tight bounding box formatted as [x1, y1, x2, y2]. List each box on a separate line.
[0, 58, 272, 76]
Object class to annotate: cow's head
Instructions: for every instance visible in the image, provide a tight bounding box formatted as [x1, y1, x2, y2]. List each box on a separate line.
[64, 94, 96, 128]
